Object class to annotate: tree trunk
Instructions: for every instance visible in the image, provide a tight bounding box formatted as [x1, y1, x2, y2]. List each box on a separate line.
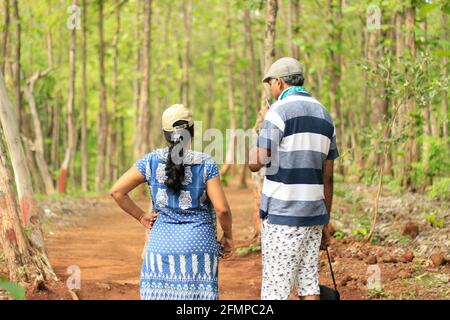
[1, 0, 10, 76]
[181, 0, 193, 108]
[220, 1, 237, 177]
[251, 0, 278, 242]
[0, 69, 56, 285]
[328, 0, 344, 174]
[95, 0, 108, 192]
[108, 0, 121, 183]
[80, 0, 88, 192]
[403, 5, 418, 189]
[134, 0, 152, 168]
[288, 0, 300, 60]
[239, 15, 250, 188]
[133, 0, 142, 158]
[59, 0, 77, 194]
[22, 31, 54, 195]
[11, 0, 20, 127]
[244, 9, 259, 114]
[442, 11, 449, 140]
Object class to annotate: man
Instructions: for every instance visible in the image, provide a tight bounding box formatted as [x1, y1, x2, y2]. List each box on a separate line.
[249, 57, 339, 300]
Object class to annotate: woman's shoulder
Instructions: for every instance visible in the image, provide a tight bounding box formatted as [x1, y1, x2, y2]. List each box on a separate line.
[184, 150, 215, 165]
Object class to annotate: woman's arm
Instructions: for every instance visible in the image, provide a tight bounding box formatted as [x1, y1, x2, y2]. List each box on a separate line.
[206, 176, 233, 256]
[110, 167, 148, 223]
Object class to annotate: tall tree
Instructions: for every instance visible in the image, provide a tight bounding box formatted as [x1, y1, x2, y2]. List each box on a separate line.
[134, 0, 152, 161]
[442, 11, 449, 140]
[11, 0, 20, 126]
[0, 69, 56, 285]
[95, 0, 108, 191]
[402, 4, 418, 188]
[80, 0, 88, 192]
[181, 0, 193, 108]
[107, 0, 122, 183]
[244, 8, 259, 113]
[328, 0, 344, 173]
[23, 32, 54, 194]
[251, 0, 278, 242]
[59, 0, 77, 193]
[1, 0, 10, 76]
[287, 0, 301, 60]
[220, 1, 237, 177]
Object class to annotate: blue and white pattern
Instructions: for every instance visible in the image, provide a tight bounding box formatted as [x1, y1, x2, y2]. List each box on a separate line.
[257, 87, 340, 227]
[135, 148, 220, 300]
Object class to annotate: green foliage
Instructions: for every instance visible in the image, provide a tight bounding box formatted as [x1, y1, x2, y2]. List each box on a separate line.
[235, 243, 261, 257]
[0, 276, 26, 300]
[425, 212, 445, 228]
[427, 177, 450, 201]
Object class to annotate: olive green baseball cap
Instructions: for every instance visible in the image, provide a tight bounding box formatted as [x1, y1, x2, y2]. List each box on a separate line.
[262, 57, 304, 83]
[161, 104, 193, 132]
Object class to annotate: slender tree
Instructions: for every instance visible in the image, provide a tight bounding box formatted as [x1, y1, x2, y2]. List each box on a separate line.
[251, 0, 278, 242]
[95, 0, 108, 191]
[80, 0, 88, 192]
[59, 0, 77, 193]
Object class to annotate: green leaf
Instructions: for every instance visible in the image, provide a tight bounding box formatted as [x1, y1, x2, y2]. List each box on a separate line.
[0, 281, 26, 300]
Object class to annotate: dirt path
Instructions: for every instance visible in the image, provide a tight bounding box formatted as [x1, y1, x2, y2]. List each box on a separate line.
[26, 183, 449, 300]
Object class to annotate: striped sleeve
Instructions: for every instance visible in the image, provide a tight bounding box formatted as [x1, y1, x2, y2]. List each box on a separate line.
[326, 128, 340, 160]
[257, 109, 285, 149]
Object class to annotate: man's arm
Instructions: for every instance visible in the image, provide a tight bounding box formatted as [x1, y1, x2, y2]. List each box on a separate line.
[248, 146, 270, 172]
[323, 160, 334, 215]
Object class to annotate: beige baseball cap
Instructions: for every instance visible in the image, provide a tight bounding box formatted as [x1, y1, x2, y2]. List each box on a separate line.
[161, 104, 193, 132]
[262, 57, 304, 83]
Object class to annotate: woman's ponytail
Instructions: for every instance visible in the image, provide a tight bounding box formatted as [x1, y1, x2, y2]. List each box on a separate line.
[165, 141, 185, 193]
[163, 120, 194, 193]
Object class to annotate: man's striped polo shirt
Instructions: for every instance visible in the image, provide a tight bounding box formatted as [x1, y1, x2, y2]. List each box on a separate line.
[256, 87, 339, 227]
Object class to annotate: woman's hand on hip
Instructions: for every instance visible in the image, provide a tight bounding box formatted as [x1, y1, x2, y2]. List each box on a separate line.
[139, 211, 158, 230]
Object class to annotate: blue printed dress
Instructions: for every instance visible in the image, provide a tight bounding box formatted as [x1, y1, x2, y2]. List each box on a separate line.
[134, 147, 221, 300]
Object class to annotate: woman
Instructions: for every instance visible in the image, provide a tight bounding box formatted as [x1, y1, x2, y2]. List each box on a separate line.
[110, 104, 233, 300]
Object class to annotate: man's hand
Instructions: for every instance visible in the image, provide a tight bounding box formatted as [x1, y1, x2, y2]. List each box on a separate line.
[139, 212, 158, 230]
[219, 235, 234, 259]
[320, 224, 332, 250]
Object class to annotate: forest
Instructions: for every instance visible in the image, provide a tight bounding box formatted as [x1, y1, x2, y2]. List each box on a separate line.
[0, 0, 449, 300]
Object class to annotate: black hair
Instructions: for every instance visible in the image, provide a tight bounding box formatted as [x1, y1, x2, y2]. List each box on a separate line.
[281, 73, 305, 86]
[163, 120, 194, 193]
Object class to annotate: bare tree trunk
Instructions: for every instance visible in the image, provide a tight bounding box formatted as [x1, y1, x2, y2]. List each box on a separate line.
[95, 0, 108, 192]
[244, 9, 259, 114]
[220, 1, 237, 177]
[328, 0, 344, 174]
[251, 0, 278, 242]
[133, 0, 142, 158]
[59, 0, 77, 194]
[1, 0, 10, 76]
[80, 0, 88, 192]
[11, 0, 20, 127]
[0, 135, 55, 285]
[0, 70, 56, 285]
[108, 0, 121, 183]
[23, 32, 54, 194]
[442, 12, 449, 140]
[403, 5, 418, 189]
[239, 15, 250, 188]
[181, 0, 193, 108]
[288, 0, 300, 60]
[134, 0, 152, 164]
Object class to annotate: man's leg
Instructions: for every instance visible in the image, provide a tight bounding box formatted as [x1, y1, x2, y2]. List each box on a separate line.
[296, 225, 322, 300]
[261, 219, 300, 300]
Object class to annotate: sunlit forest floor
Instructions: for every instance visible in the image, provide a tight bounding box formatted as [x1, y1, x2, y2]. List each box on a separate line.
[15, 178, 449, 300]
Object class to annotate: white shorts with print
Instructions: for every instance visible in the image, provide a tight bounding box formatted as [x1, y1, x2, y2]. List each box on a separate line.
[261, 219, 323, 300]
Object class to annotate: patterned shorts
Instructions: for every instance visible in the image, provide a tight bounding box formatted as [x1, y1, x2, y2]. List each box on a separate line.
[261, 219, 323, 299]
